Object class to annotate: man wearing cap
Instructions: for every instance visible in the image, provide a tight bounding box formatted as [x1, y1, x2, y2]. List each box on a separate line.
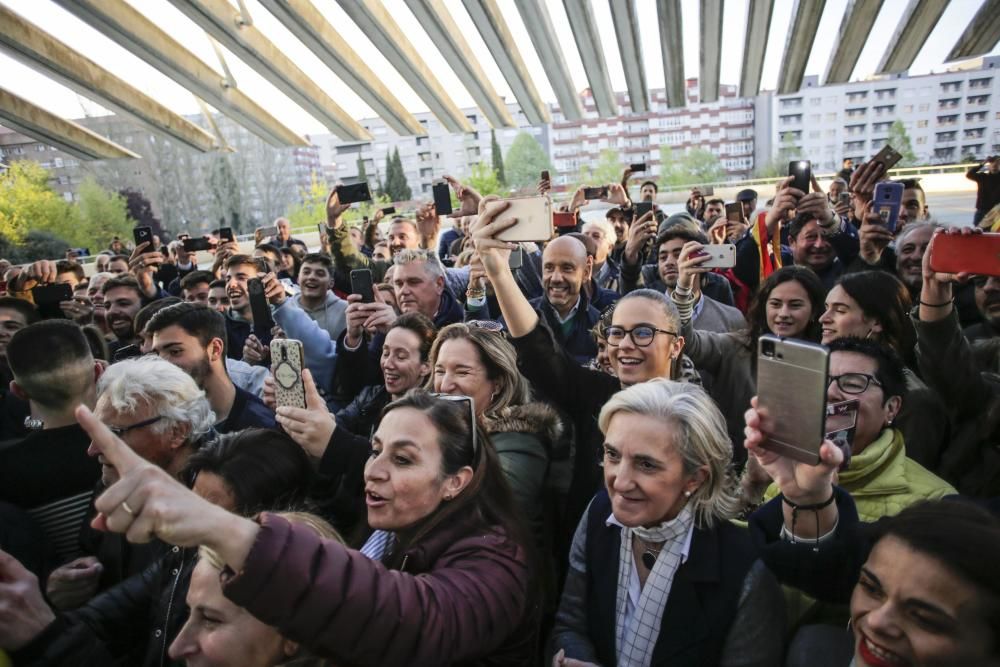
[736, 189, 758, 221]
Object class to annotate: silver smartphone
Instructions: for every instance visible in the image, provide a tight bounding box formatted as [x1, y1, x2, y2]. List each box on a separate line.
[756, 335, 830, 465]
[695, 243, 736, 269]
[488, 195, 553, 242]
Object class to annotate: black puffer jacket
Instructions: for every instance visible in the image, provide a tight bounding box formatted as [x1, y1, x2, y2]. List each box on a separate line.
[12, 545, 195, 667]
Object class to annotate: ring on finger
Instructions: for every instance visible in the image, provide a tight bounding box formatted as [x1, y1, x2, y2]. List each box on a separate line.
[122, 501, 136, 516]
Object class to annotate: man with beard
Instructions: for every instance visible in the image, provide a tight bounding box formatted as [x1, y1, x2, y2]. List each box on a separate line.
[101, 276, 144, 356]
[147, 302, 275, 433]
[605, 207, 630, 262]
[962, 275, 1000, 342]
[897, 179, 931, 232]
[967, 156, 1000, 226]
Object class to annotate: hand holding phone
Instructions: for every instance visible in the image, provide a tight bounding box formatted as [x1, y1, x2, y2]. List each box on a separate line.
[629, 163, 646, 172]
[788, 160, 811, 194]
[432, 181, 453, 216]
[873, 182, 904, 234]
[583, 186, 609, 201]
[350, 269, 375, 303]
[336, 182, 372, 205]
[182, 237, 213, 252]
[929, 231, 1000, 277]
[133, 226, 154, 253]
[247, 278, 276, 339]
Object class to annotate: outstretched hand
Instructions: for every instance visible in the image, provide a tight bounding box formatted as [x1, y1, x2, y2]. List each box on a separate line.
[275, 369, 336, 459]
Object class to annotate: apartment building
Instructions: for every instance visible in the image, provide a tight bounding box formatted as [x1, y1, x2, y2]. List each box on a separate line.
[548, 81, 756, 184]
[760, 56, 1000, 172]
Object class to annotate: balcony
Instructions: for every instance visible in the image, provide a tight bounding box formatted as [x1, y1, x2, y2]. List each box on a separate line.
[938, 98, 960, 110]
[969, 78, 992, 90]
[967, 95, 991, 106]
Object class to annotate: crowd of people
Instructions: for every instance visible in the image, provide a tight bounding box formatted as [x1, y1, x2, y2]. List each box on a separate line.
[0, 150, 998, 667]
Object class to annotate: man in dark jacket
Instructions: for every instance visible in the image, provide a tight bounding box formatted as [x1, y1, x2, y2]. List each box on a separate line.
[967, 156, 1000, 225]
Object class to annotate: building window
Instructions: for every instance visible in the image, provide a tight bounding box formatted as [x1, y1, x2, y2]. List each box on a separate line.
[917, 120, 928, 128]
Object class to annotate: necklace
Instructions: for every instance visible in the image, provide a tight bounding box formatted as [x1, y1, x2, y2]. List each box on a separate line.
[634, 536, 663, 570]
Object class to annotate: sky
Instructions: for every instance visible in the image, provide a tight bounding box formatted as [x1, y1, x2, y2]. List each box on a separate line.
[1, 0, 997, 138]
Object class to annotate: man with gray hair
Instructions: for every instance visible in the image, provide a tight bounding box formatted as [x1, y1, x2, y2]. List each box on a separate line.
[582, 218, 621, 293]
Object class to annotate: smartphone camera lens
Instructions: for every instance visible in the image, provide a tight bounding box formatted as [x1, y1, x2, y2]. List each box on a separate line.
[762, 340, 775, 357]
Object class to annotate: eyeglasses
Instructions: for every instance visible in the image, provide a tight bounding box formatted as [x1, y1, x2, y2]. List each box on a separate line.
[605, 325, 677, 347]
[430, 393, 478, 456]
[829, 373, 882, 395]
[107, 415, 164, 437]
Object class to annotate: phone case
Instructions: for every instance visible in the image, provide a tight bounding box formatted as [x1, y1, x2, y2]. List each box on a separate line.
[698, 244, 736, 269]
[872, 145, 902, 171]
[247, 279, 275, 334]
[350, 269, 375, 303]
[929, 233, 1000, 277]
[873, 182, 903, 234]
[756, 335, 830, 465]
[724, 203, 743, 222]
[492, 195, 553, 242]
[432, 182, 453, 215]
[789, 161, 811, 193]
[270, 339, 306, 409]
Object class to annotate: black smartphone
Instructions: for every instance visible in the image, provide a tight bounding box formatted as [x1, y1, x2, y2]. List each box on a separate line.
[219, 227, 235, 243]
[381, 206, 396, 215]
[788, 160, 811, 193]
[583, 186, 609, 200]
[629, 163, 646, 172]
[32, 283, 73, 319]
[350, 269, 375, 304]
[112, 344, 142, 363]
[182, 237, 213, 252]
[541, 170, 550, 182]
[871, 145, 902, 172]
[247, 278, 275, 338]
[133, 226, 154, 253]
[634, 201, 654, 221]
[432, 181, 453, 215]
[337, 182, 372, 204]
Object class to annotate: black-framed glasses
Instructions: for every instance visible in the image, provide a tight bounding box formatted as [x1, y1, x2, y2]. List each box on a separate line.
[605, 325, 678, 347]
[107, 415, 164, 437]
[829, 373, 882, 395]
[430, 393, 477, 456]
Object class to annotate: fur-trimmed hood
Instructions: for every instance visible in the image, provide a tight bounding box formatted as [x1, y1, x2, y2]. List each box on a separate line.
[481, 401, 563, 446]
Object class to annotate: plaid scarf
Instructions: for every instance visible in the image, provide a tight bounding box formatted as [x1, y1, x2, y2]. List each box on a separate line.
[614, 506, 694, 667]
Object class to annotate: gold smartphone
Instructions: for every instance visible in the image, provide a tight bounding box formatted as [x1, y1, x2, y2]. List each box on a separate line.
[488, 195, 553, 242]
[270, 339, 306, 410]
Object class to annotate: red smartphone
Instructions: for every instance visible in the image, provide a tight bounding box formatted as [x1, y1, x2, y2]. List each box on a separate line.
[553, 210, 576, 228]
[929, 233, 1000, 277]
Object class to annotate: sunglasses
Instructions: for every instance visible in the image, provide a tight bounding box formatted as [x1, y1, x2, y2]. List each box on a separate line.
[430, 393, 478, 456]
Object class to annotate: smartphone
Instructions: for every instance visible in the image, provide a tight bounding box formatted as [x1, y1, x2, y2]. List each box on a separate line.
[247, 278, 275, 338]
[872, 144, 903, 172]
[826, 399, 859, 471]
[350, 268, 375, 303]
[255, 225, 278, 239]
[838, 191, 851, 208]
[432, 181, 453, 215]
[112, 344, 143, 363]
[381, 206, 396, 215]
[929, 232, 1000, 277]
[508, 246, 524, 270]
[133, 226, 154, 253]
[725, 202, 743, 222]
[634, 201, 654, 221]
[583, 186, 609, 200]
[693, 244, 736, 269]
[485, 196, 553, 242]
[788, 160, 811, 193]
[553, 210, 576, 228]
[756, 335, 830, 465]
[873, 182, 904, 234]
[270, 339, 306, 409]
[336, 182, 372, 205]
[541, 170, 550, 182]
[218, 227, 235, 243]
[629, 163, 646, 172]
[182, 237, 213, 252]
[32, 283, 73, 319]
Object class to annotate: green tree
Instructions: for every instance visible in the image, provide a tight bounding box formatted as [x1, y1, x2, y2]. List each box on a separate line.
[0, 160, 72, 243]
[73, 178, 131, 250]
[576, 148, 626, 190]
[285, 172, 328, 230]
[466, 162, 504, 196]
[490, 129, 506, 186]
[384, 147, 412, 201]
[504, 132, 553, 189]
[357, 157, 369, 185]
[887, 121, 919, 167]
[659, 146, 725, 187]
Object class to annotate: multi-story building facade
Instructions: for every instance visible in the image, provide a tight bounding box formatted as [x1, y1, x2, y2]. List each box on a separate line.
[549, 81, 756, 185]
[760, 56, 1000, 172]
[313, 102, 547, 196]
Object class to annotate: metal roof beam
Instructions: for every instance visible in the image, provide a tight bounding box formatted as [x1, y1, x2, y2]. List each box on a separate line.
[256, 0, 424, 137]
[458, 0, 550, 126]
[824, 0, 884, 84]
[777, 0, 827, 94]
[335, 0, 472, 133]
[739, 0, 774, 98]
[512, 0, 582, 121]
[608, 0, 648, 113]
[562, 0, 617, 116]
[657, 0, 686, 108]
[946, 0, 1000, 63]
[404, 0, 514, 128]
[166, 0, 371, 141]
[876, 0, 949, 74]
[700, 0, 724, 103]
[0, 88, 140, 161]
[0, 4, 215, 152]
[52, 0, 307, 146]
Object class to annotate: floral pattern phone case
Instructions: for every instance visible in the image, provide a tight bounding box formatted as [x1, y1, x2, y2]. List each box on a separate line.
[270, 339, 306, 409]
